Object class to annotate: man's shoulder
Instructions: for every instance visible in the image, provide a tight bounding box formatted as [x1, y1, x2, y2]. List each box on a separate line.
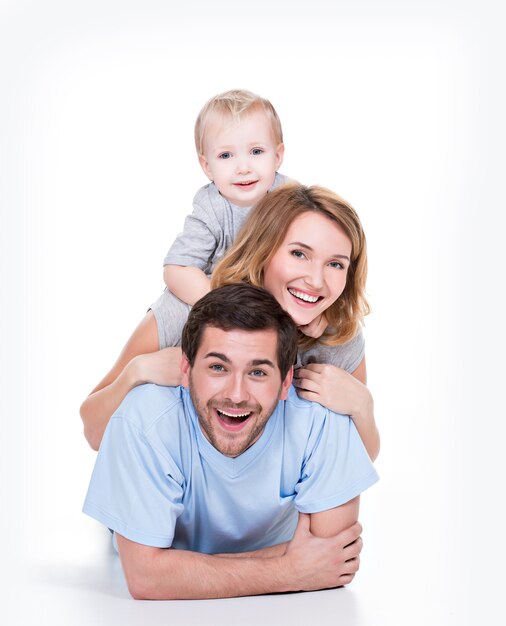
[114, 384, 187, 434]
[281, 386, 353, 437]
[283, 385, 330, 420]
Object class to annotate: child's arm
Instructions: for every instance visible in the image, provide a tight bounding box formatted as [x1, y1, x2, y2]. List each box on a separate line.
[163, 265, 211, 306]
[293, 357, 380, 461]
[163, 186, 224, 305]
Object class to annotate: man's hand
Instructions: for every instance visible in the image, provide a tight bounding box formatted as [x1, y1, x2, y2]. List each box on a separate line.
[284, 514, 363, 591]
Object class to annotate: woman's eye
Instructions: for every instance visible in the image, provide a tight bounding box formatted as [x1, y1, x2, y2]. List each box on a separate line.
[329, 261, 344, 269]
[251, 148, 264, 156]
[219, 152, 232, 160]
[291, 250, 306, 259]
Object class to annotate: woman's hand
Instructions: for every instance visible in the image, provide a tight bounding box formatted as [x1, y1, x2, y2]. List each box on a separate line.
[293, 362, 379, 461]
[127, 346, 183, 388]
[298, 314, 328, 339]
[293, 363, 371, 417]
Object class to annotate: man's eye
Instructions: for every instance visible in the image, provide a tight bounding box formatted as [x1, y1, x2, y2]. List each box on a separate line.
[251, 148, 264, 155]
[251, 369, 266, 377]
[210, 364, 225, 372]
[219, 152, 232, 159]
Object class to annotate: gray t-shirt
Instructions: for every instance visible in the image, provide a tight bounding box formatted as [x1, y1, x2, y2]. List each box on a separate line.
[163, 172, 288, 275]
[150, 289, 365, 373]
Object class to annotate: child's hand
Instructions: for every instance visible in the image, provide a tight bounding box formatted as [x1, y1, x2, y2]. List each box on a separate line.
[298, 314, 328, 339]
[293, 363, 372, 418]
[128, 347, 183, 387]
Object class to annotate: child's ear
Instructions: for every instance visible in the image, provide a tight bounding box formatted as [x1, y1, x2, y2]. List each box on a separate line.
[180, 353, 191, 388]
[275, 143, 285, 170]
[198, 154, 213, 181]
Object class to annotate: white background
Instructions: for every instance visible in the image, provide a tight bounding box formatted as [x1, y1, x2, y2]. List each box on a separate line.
[1, 1, 505, 624]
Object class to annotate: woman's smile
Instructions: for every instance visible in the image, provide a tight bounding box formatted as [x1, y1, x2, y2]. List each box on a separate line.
[263, 211, 352, 327]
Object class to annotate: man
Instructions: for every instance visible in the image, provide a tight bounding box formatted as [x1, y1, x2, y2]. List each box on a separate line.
[83, 284, 378, 599]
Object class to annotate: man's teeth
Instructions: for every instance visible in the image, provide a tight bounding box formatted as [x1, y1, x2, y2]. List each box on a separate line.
[217, 409, 251, 418]
[288, 288, 319, 303]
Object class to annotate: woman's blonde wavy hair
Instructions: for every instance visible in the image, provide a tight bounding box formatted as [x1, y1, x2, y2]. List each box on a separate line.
[211, 183, 370, 350]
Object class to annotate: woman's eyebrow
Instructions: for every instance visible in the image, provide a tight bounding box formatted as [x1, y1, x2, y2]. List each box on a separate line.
[288, 241, 350, 261]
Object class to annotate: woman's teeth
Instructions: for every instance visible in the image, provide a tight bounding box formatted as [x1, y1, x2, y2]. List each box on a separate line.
[288, 288, 320, 303]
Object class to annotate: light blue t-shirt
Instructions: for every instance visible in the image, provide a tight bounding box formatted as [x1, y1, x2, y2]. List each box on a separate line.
[83, 385, 378, 554]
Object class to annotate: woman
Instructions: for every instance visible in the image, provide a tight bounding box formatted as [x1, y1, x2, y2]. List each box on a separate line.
[80, 183, 379, 458]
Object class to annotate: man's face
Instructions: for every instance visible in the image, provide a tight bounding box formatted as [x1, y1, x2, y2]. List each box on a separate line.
[181, 326, 293, 458]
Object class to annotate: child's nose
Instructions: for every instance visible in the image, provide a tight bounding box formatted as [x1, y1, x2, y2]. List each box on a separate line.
[235, 158, 251, 175]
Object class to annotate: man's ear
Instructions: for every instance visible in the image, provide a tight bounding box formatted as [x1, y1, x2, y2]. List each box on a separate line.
[180, 353, 191, 388]
[275, 143, 285, 171]
[198, 154, 213, 181]
[279, 366, 293, 400]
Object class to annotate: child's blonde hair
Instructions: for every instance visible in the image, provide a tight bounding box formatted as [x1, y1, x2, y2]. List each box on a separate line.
[194, 89, 283, 155]
[211, 183, 370, 349]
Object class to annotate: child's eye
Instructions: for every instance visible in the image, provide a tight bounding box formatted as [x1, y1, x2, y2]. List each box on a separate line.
[251, 148, 264, 156]
[219, 152, 232, 160]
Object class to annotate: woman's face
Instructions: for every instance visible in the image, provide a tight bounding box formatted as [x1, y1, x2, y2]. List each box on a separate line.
[263, 211, 352, 327]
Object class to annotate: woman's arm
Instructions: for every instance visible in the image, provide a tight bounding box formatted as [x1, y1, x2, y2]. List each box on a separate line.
[293, 357, 380, 461]
[80, 312, 182, 451]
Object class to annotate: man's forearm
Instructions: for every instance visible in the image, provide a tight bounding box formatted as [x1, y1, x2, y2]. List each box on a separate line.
[117, 536, 292, 600]
[117, 513, 363, 600]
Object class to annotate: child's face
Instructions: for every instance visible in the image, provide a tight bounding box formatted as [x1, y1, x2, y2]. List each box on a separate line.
[199, 109, 284, 208]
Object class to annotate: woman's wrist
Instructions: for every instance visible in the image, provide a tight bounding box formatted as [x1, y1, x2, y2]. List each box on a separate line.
[123, 355, 148, 389]
[350, 386, 374, 423]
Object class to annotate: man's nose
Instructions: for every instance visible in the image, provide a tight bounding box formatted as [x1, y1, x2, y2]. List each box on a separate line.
[224, 374, 249, 404]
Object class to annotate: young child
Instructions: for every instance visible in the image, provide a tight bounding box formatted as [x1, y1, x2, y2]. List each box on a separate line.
[163, 89, 287, 307]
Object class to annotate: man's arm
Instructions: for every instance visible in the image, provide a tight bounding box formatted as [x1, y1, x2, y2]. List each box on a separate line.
[116, 510, 362, 600]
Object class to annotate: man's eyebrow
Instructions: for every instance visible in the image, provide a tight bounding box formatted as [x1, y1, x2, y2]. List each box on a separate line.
[289, 241, 350, 261]
[204, 352, 231, 363]
[250, 359, 275, 369]
[203, 354, 275, 368]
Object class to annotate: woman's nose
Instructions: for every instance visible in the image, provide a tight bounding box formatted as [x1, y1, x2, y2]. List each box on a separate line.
[304, 264, 324, 289]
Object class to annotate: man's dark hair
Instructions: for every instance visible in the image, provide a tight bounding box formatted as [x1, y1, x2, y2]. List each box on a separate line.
[181, 284, 298, 378]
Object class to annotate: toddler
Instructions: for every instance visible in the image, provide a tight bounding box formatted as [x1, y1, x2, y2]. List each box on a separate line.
[163, 89, 287, 306]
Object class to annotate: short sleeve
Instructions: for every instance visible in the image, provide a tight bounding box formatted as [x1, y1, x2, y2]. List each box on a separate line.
[149, 289, 191, 349]
[163, 186, 223, 271]
[298, 328, 365, 373]
[83, 416, 184, 548]
[294, 410, 378, 513]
